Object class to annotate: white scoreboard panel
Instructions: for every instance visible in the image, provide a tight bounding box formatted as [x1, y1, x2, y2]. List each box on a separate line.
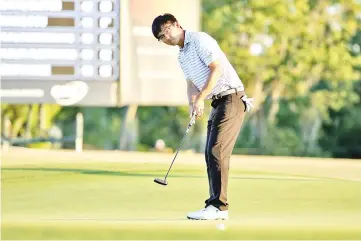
[0, 0, 200, 106]
[0, 0, 120, 106]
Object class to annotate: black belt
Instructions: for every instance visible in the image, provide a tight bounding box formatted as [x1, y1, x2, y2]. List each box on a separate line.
[211, 87, 244, 100]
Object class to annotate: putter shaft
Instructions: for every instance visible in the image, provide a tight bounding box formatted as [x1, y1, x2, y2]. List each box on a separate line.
[158, 114, 196, 182]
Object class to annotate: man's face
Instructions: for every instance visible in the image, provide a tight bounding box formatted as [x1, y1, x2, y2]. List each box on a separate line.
[157, 21, 181, 46]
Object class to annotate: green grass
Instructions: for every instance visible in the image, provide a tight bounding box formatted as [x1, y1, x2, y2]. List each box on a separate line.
[1, 152, 361, 240]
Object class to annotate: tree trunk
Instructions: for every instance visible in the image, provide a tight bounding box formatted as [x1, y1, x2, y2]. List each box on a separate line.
[39, 104, 46, 136]
[268, 82, 284, 124]
[25, 104, 35, 139]
[300, 109, 322, 155]
[257, 108, 267, 151]
[119, 105, 138, 150]
[307, 114, 322, 154]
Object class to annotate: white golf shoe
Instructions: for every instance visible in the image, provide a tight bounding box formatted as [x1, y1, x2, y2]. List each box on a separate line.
[187, 205, 229, 220]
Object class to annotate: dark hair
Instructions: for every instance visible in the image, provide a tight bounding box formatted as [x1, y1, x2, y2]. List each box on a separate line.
[151, 13, 178, 40]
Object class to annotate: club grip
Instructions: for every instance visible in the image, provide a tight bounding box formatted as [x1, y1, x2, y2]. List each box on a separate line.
[188, 113, 196, 127]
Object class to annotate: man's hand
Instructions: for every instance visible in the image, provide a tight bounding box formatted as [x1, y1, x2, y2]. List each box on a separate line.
[193, 93, 205, 119]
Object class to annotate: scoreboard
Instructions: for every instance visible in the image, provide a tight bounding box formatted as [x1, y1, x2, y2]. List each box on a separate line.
[0, 0, 200, 106]
[0, 0, 120, 106]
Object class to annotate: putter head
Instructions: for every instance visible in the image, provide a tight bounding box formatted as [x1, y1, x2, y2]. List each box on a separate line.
[154, 178, 168, 186]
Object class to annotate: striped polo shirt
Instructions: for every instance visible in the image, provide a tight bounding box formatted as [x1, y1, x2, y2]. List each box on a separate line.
[178, 30, 244, 99]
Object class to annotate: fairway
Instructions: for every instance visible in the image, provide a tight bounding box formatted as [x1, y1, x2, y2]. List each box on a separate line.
[1, 147, 361, 240]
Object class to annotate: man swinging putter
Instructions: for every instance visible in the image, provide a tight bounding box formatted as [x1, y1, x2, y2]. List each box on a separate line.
[152, 13, 253, 220]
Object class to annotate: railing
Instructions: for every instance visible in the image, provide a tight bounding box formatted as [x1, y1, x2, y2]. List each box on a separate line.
[1, 112, 84, 153]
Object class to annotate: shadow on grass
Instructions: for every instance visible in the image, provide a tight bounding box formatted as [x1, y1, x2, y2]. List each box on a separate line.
[2, 167, 165, 178]
[2, 167, 319, 182]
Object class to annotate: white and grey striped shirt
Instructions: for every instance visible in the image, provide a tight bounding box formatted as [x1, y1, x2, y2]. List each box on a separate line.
[178, 30, 244, 99]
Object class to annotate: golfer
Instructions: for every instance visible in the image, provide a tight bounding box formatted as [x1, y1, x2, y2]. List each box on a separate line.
[152, 13, 253, 220]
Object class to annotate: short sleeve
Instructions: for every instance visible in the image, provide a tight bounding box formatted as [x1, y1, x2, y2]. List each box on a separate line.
[194, 32, 220, 66]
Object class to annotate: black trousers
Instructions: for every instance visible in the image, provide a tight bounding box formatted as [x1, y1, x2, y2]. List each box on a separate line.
[204, 91, 246, 211]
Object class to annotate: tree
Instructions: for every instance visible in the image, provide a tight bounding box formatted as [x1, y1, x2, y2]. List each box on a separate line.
[319, 29, 361, 158]
[203, 0, 361, 154]
[1, 104, 62, 148]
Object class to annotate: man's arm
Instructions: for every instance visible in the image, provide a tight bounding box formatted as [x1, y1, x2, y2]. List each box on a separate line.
[198, 61, 221, 99]
[187, 80, 199, 115]
[194, 33, 222, 100]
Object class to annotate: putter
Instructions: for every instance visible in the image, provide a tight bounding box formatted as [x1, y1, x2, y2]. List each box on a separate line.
[154, 113, 196, 186]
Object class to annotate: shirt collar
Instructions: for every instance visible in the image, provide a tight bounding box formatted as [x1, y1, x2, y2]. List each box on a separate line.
[180, 30, 191, 51]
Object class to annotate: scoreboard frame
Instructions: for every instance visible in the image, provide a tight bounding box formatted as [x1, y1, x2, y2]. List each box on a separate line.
[0, 0, 201, 107]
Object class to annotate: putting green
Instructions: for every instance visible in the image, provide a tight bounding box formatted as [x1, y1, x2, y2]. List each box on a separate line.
[1, 148, 361, 240]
